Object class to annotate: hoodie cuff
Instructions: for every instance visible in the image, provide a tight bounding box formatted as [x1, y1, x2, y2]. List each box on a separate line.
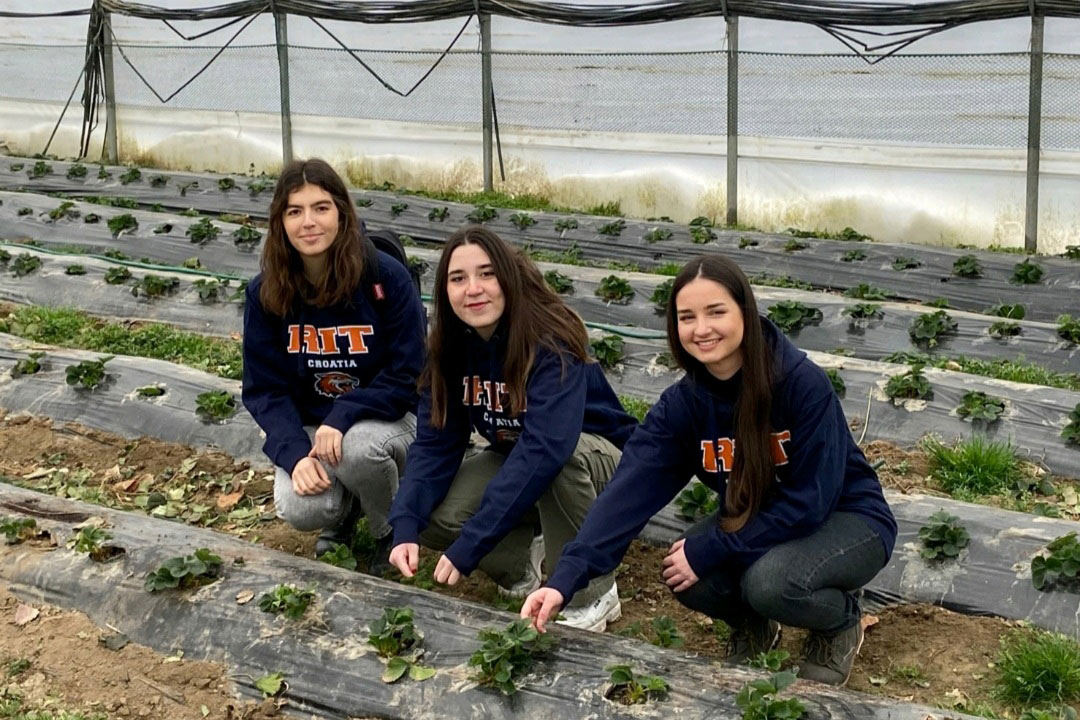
[682, 530, 726, 580]
[545, 562, 589, 609]
[443, 537, 483, 577]
[274, 441, 312, 476]
[391, 518, 422, 548]
[322, 405, 358, 435]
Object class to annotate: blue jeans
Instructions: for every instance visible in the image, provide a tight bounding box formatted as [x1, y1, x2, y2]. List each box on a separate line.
[674, 511, 887, 634]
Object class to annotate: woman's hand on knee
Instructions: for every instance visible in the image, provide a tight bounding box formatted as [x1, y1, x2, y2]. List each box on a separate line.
[521, 588, 564, 633]
[291, 457, 331, 496]
[311, 425, 344, 467]
[389, 542, 419, 577]
[662, 538, 700, 593]
[433, 554, 461, 586]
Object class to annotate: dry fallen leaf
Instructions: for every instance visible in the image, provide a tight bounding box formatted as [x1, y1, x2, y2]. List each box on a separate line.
[14, 604, 40, 626]
[235, 590, 255, 605]
[216, 492, 244, 510]
[861, 614, 880, 631]
[103, 465, 122, 482]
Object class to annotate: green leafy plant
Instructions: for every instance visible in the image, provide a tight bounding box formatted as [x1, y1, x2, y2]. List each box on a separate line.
[468, 618, 556, 696]
[217, 177, 236, 192]
[747, 649, 790, 672]
[1032, 533, 1080, 592]
[10, 254, 41, 277]
[1064, 246, 1080, 260]
[133, 274, 179, 299]
[675, 481, 719, 521]
[148, 175, 168, 188]
[885, 364, 932, 401]
[842, 303, 883, 321]
[16, 206, 33, 217]
[735, 670, 805, 720]
[65, 356, 112, 390]
[196, 390, 237, 422]
[844, 283, 893, 300]
[1063, 404, 1080, 446]
[989, 320, 1021, 339]
[186, 217, 220, 244]
[690, 225, 717, 244]
[1019, 709, 1079, 720]
[0, 249, 9, 266]
[590, 334, 625, 369]
[543, 270, 573, 295]
[255, 672, 285, 697]
[102, 249, 127, 260]
[67, 162, 87, 179]
[953, 254, 983, 278]
[643, 227, 673, 244]
[466, 204, 497, 223]
[0, 516, 38, 544]
[598, 219, 626, 236]
[104, 267, 132, 284]
[318, 542, 357, 570]
[918, 510, 970, 562]
[8, 162, 24, 171]
[1012, 257, 1044, 284]
[84, 212, 100, 224]
[892, 255, 921, 271]
[995, 628, 1080, 707]
[783, 239, 809, 253]
[650, 279, 674, 310]
[232, 224, 262, 250]
[66, 526, 121, 562]
[119, 167, 141, 184]
[825, 368, 846, 398]
[923, 434, 1022, 498]
[925, 297, 951, 308]
[29, 160, 54, 179]
[427, 205, 449, 221]
[192, 278, 227, 303]
[153, 222, 173, 235]
[136, 385, 165, 397]
[12, 352, 44, 378]
[144, 548, 223, 591]
[258, 583, 316, 620]
[368, 607, 421, 658]
[1058, 315, 1080, 345]
[595, 275, 635, 304]
[908, 310, 958, 348]
[987, 302, 1026, 320]
[606, 664, 669, 705]
[554, 217, 579, 232]
[841, 249, 867, 262]
[739, 236, 759, 249]
[97, 164, 110, 179]
[248, 176, 273, 195]
[509, 212, 537, 230]
[48, 201, 80, 220]
[651, 616, 684, 648]
[107, 213, 138, 237]
[7, 657, 31, 677]
[957, 391, 1006, 423]
[767, 301, 823, 333]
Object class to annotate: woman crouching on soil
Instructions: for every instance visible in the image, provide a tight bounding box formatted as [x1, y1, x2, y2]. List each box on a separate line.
[522, 254, 896, 685]
[242, 158, 426, 575]
[387, 226, 637, 631]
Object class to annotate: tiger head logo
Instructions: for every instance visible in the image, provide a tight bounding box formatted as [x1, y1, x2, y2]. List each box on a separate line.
[314, 372, 360, 398]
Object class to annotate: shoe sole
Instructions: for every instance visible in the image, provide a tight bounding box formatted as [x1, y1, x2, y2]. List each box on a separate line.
[559, 600, 622, 633]
[839, 622, 866, 687]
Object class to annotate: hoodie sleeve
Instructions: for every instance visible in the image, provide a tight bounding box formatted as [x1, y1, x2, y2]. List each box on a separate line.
[322, 265, 426, 432]
[681, 364, 845, 578]
[545, 385, 697, 604]
[387, 386, 471, 547]
[240, 282, 311, 474]
[442, 350, 592, 575]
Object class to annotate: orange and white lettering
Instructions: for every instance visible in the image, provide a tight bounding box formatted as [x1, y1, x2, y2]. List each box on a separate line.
[770, 429, 792, 465]
[472, 376, 484, 407]
[286, 325, 303, 353]
[701, 430, 789, 472]
[339, 325, 374, 354]
[716, 438, 735, 473]
[492, 382, 504, 412]
[317, 327, 341, 355]
[701, 440, 717, 473]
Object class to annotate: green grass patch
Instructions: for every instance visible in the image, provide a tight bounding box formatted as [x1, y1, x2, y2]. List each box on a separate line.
[922, 434, 1024, 499]
[994, 629, 1080, 708]
[618, 395, 651, 422]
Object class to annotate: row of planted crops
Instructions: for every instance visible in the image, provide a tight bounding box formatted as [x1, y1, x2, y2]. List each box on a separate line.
[1, 154, 1080, 719]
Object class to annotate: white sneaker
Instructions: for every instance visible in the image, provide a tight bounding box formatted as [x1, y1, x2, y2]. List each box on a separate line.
[556, 582, 622, 632]
[497, 534, 544, 599]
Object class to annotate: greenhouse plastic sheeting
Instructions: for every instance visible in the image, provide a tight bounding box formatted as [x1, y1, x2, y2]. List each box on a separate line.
[2, 157, 1077, 322]
[0, 484, 981, 720]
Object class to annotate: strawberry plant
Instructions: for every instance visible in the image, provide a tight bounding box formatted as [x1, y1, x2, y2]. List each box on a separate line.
[179, 181, 198, 197]
[842, 303, 883, 321]
[747, 650, 789, 672]
[149, 175, 168, 188]
[885, 365, 932, 401]
[67, 163, 87, 179]
[67, 526, 122, 562]
[675, 481, 719, 521]
[0, 517, 37, 544]
[29, 160, 53, 179]
[739, 237, 759, 249]
[11, 254, 41, 277]
[825, 368, 846, 398]
[987, 302, 1025, 320]
[988, 321, 1021, 339]
[258, 583, 316, 620]
[8, 163, 23, 171]
[136, 385, 165, 397]
[186, 217, 220, 244]
[595, 275, 635, 304]
[102, 249, 127, 260]
[12, 352, 44, 377]
[918, 510, 970, 562]
[643, 227, 672, 244]
[248, 176, 273, 196]
[193, 278, 226, 303]
[844, 283, 893, 300]
[650, 278, 674, 311]
[689, 216, 712, 228]
[466, 204, 497, 223]
[510, 212, 537, 231]
[196, 390, 237, 421]
[97, 165, 110, 179]
[0, 249, 8, 266]
[153, 222, 173, 234]
[1063, 404, 1080, 446]
[767, 301, 823, 333]
[691, 225, 717, 244]
[554, 217, 579, 232]
[1011, 257, 1044, 284]
[217, 177, 236, 192]
[1065, 246, 1080, 260]
[133, 275, 179, 299]
[543, 270, 573, 295]
[590, 334, 624, 369]
[48, 201, 80, 220]
[107, 213, 137, 237]
[735, 670, 805, 720]
[232, 224, 262, 250]
[16, 207, 33, 217]
[104, 267, 132, 284]
[84, 212, 100, 224]
[66, 356, 112, 390]
[892, 256, 921, 271]
[427, 205, 449, 221]
[119, 167, 141, 184]
[926, 297, 950, 308]
[953, 254, 982, 278]
[957, 391, 1005, 423]
[1058, 315, 1080, 345]
[783, 239, 808, 253]
[908, 310, 958, 348]
[367, 607, 436, 683]
[468, 618, 556, 696]
[318, 542, 357, 570]
[1031, 532, 1080, 591]
[407, 256, 428, 276]
[651, 616, 683, 648]
[598, 219, 626, 236]
[841, 249, 866, 262]
[144, 548, 223, 591]
[606, 665, 669, 705]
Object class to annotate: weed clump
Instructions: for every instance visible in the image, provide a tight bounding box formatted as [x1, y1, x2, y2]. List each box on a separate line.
[196, 390, 237, 422]
[994, 628, 1080, 707]
[923, 434, 1022, 498]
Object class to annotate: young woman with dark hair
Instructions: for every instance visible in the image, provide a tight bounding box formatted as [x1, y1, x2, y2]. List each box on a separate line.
[387, 226, 637, 631]
[522, 254, 896, 685]
[242, 158, 426, 574]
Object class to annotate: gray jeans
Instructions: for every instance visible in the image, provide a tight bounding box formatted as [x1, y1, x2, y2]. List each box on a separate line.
[273, 415, 416, 539]
[674, 511, 887, 634]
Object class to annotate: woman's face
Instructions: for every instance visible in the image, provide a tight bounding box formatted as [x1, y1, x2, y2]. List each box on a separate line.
[675, 277, 745, 379]
[282, 183, 339, 263]
[446, 242, 506, 340]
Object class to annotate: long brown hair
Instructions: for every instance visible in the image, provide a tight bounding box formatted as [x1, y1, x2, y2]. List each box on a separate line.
[666, 255, 774, 533]
[424, 226, 590, 428]
[259, 158, 371, 316]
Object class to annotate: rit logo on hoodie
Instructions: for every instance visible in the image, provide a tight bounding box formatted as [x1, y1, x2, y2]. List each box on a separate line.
[462, 375, 523, 414]
[286, 325, 374, 355]
[700, 430, 792, 474]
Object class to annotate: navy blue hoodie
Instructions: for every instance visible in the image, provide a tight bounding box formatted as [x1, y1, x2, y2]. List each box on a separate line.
[388, 323, 638, 575]
[241, 250, 426, 474]
[547, 317, 897, 604]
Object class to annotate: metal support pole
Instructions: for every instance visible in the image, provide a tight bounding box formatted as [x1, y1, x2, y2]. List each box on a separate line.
[275, 11, 294, 165]
[101, 11, 119, 164]
[726, 16, 739, 227]
[480, 14, 493, 192]
[1023, 13, 1044, 254]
